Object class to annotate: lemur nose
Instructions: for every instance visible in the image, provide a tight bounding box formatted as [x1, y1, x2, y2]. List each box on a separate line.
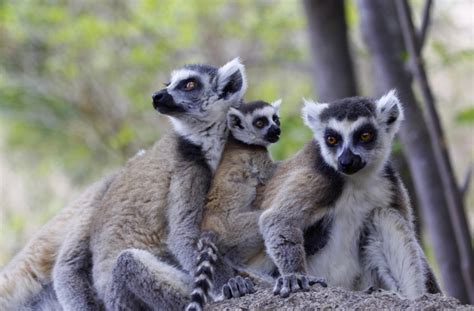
[269, 125, 280, 136]
[152, 90, 168, 109]
[338, 149, 357, 168]
[339, 157, 353, 168]
[152, 91, 164, 103]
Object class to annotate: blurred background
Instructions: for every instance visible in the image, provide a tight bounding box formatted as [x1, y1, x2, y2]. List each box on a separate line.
[0, 0, 472, 303]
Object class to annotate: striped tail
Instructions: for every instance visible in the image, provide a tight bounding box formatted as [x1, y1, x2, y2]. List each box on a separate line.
[186, 233, 218, 311]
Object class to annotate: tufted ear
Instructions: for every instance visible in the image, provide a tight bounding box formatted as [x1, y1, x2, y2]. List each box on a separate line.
[301, 98, 328, 132]
[271, 99, 282, 114]
[376, 89, 404, 133]
[216, 58, 247, 103]
[226, 107, 245, 130]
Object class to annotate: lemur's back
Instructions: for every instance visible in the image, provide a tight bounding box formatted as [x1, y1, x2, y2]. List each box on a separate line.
[202, 136, 275, 267]
[261, 141, 339, 219]
[89, 132, 178, 296]
[0, 175, 115, 309]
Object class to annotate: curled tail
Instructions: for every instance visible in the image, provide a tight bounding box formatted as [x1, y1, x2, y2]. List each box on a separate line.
[186, 232, 218, 311]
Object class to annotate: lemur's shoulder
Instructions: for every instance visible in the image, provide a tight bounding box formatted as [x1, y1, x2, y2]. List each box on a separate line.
[262, 140, 345, 213]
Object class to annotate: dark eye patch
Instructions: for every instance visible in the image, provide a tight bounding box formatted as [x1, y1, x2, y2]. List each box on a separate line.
[175, 77, 201, 91]
[272, 114, 280, 126]
[352, 123, 378, 148]
[253, 117, 269, 128]
[324, 128, 342, 148]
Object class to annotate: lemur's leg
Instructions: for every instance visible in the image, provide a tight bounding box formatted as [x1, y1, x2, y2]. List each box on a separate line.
[105, 249, 192, 311]
[360, 208, 429, 299]
[20, 283, 62, 311]
[53, 232, 102, 310]
[53, 175, 118, 310]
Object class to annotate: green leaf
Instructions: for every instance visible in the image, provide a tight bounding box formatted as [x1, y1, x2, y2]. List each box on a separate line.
[456, 107, 474, 124]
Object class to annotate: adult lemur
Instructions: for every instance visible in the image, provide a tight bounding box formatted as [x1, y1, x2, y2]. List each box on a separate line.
[0, 59, 247, 310]
[259, 91, 440, 299]
[187, 99, 283, 311]
[86, 58, 248, 310]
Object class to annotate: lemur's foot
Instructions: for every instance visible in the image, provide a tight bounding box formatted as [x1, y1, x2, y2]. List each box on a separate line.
[363, 286, 378, 294]
[222, 275, 255, 299]
[273, 274, 327, 298]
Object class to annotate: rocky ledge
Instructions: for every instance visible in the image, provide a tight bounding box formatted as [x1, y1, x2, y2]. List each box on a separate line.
[209, 283, 471, 310]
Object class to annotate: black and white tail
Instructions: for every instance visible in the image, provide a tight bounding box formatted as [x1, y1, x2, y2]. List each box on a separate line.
[186, 233, 219, 311]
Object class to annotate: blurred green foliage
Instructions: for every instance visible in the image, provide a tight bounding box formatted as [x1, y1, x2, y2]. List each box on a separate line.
[456, 107, 474, 124]
[0, 0, 313, 183]
[0, 0, 315, 262]
[0, 0, 472, 267]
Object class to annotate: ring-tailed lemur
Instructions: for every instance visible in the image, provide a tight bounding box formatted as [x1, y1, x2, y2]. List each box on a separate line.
[84, 58, 247, 310]
[0, 173, 117, 310]
[259, 90, 440, 299]
[186, 99, 282, 311]
[0, 59, 248, 310]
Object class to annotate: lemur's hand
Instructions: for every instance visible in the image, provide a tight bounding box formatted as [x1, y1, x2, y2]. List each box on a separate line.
[273, 274, 327, 298]
[222, 275, 256, 299]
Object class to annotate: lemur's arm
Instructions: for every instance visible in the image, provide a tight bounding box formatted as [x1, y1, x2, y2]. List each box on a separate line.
[259, 173, 327, 297]
[259, 171, 317, 275]
[166, 161, 212, 273]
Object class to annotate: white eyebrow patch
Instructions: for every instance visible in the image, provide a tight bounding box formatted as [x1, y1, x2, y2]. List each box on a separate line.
[168, 69, 198, 89]
[327, 117, 373, 155]
[252, 106, 277, 118]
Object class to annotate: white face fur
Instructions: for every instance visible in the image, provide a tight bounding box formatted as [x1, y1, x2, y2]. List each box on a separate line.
[152, 58, 248, 136]
[227, 99, 282, 147]
[302, 90, 404, 177]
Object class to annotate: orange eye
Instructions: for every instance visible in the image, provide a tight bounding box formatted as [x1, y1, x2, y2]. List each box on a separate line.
[255, 120, 264, 128]
[360, 132, 373, 142]
[184, 81, 196, 91]
[326, 136, 338, 145]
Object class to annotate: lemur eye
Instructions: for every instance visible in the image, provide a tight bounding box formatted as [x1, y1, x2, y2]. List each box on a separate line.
[272, 115, 280, 126]
[255, 120, 264, 128]
[184, 81, 197, 91]
[360, 132, 373, 142]
[326, 136, 338, 146]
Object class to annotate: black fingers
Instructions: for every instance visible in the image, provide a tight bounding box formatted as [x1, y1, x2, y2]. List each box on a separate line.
[222, 276, 256, 300]
[244, 277, 256, 293]
[274, 274, 327, 298]
[273, 276, 284, 295]
[308, 276, 327, 288]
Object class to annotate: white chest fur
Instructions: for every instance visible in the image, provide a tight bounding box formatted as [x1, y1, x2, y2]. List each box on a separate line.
[306, 174, 391, 289]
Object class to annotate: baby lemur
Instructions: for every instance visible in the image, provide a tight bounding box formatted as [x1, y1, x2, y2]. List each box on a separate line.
[187, 99, 282, 311]
[259, 91, 440, 299]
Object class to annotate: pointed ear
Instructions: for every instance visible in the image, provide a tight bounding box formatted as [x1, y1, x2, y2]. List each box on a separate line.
[216, 58, 247, 102]
[271, 99, 282, 114]
[301, 98, 328, 131]
[376, 89, 404, 133]
[227, 107, 245, 129]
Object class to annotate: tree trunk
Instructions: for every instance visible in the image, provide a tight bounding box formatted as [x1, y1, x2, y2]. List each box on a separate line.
[356, 0, 469, 303]
[395, 0, 474, 302]
[302, 0, 357, 101]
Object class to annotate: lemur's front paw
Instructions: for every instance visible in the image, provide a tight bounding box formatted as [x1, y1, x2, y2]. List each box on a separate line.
[222, 275, 256, 299]
[273, 274, 327, 298]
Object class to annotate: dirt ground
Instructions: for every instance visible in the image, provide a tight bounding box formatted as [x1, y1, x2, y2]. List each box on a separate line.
[209, 282, 472, 310]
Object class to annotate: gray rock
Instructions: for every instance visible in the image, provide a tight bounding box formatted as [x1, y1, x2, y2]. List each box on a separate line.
[209, 283, 471, 310]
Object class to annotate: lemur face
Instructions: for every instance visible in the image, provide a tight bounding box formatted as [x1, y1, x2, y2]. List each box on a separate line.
[152, 58, 247, 125]
[302, 90, 403, 176]
[227, 99, 282, 147]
